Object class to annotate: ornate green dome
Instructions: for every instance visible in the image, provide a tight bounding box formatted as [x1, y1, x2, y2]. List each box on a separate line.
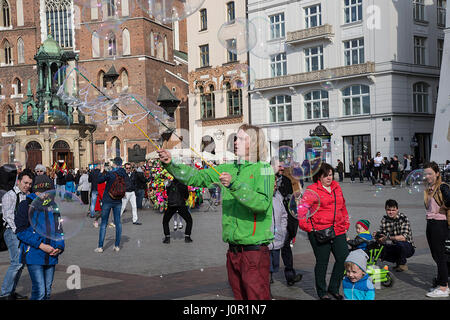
[38, 35, 62, 56]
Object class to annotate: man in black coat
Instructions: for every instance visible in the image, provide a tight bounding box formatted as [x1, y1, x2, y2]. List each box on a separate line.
[274, 161, 303, 286]
[120, 163, 141, 225]
[162, 178, 193, 244]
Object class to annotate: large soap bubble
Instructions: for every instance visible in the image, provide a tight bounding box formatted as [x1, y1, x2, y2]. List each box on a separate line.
[137, 0, 206, 23]
[288, 189, 321, 221]
[28, 190, 86, 241]
[218, 18, 258, 55]
[250, 16, 285, 60]
[405, 169, 425, 194]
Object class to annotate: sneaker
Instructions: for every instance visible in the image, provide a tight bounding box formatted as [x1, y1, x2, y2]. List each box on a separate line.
[108, 223, 115, 228]
[113, 246, 120, 252]
[394, 264, 408, 272]
[93, 221, 99, 228]
[173, 224, 178, 231]
[426, 287, 449, 298]
[184, 236, 193, 243]
[178, 222, 183, 230]
[94, 247, 103, 253]
[133, 222, 142, 225]
[163, 237, 170, 244]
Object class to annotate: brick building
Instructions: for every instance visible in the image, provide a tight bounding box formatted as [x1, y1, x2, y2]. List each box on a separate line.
[0, 0, 189, 169]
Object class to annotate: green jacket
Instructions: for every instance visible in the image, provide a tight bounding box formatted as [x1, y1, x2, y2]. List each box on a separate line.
[163, 160, 275, 245]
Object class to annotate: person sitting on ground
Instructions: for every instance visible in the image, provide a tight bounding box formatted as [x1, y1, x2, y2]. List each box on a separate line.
[373, 199, 415, 272]
[343, 249, 375, 300]
[347, 219, 373, 252]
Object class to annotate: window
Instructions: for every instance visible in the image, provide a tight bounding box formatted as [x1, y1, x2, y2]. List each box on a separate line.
[45, 0, 73, 48]
[122, 28, 130, 55]
[344, 0, 363, 24]
[17, 38, 25, 64]
[164, 35, 168, 60]
[111, 106, 119, 120]
[344, 38, 364, 66]
[7, 106, 13, 126]
[150, 31, 155, 56]
[304, 90, 329, 120]
[2, 40, 12, 64]
[270, 53, 287, 77]
[270, 13, 285, 39]
[269, 95, 292, 123]
[226, 2, 235, 23]
[413, 82, 429, 113]
[414, 36, 426, 65]
[107, 32, 116, 56]
[225, 82, 242, 116]
[305, 4, 322, 28]
[200, 85, 215, 119]
[121, 69, 128, 90]
[342, 85, 370, 116]
[226, 39, 237, 62]
[279, 140, 293, 163]
[305, 45, 324, 71]
[438, 39, 444, 67]
[92, 32, 100, 57]
[106, 0, 116, 18]
[200, 8, 207, 30]
[1, 0, 11, 27]
[437, 0, 446, 26]
[15, 78, 21, 94]
[200, 44, 209, 67]
[99, 71, 106, 88]
[413, 0, 425, 21]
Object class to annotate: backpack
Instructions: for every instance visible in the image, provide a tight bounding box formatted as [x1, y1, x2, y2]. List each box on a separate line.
[108, 173, 126, 200]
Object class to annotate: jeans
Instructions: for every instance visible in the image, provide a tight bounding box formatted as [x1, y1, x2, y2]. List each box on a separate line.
[269, 249, 281, 273]
[27, 264, 55, 300]
[0, 229, 24, 297]
[90, 190, 98, 217]
[135, 189, 145, 209]
[308, 232, 349, 298]
[121, 191, 138, 223]
[56, 184, 65, 199]
[98, 201, 122, 248]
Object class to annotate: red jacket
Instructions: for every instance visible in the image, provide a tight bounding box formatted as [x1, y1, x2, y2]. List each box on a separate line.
[298, 180, 350, 236]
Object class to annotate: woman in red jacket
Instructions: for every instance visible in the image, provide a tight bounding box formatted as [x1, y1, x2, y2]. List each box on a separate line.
[299, 162, 350, 300]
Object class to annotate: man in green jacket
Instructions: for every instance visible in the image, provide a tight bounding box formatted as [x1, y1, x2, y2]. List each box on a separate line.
[158, 124, 274, 300]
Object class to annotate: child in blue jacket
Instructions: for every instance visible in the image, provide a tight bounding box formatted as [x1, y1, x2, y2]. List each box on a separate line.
[15, 175, 64, 300]
[343, 249, 375, 300]
[347, 219, 373, 251]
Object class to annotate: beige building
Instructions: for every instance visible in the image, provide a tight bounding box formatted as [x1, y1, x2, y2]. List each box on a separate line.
[186, 0, 250, 161]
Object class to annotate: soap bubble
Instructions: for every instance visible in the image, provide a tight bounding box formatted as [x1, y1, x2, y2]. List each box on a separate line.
[28, 190, 85, 241]
[250, 16, 285, 59]
[288, 189, 321, 221]
[82, 1, 126, 40]
[405, 169, 425, 193]
[373, 184, 384, 197]
[218, 18, 258, 55]
[224, 64, 256, 90]
[137, 0, 206, 23]
[320, 70, 337, 91]
[0, 143, 28, 169]
[286, 137, 323, 180]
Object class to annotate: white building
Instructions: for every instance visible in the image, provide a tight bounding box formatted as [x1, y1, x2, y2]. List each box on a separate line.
[248, 0, 445, 172]
[186, 0, 250, 162]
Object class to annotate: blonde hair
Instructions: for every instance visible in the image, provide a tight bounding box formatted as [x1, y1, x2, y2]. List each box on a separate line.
[238, 124, 268, 162]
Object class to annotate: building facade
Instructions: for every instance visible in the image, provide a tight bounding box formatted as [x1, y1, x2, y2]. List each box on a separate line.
[0, 0, 189, 169]
[186, 0, 250, 161]
[249, 0, 444, 172]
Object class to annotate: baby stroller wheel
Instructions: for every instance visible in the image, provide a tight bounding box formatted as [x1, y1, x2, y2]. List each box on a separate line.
[381, 273, 394, 287]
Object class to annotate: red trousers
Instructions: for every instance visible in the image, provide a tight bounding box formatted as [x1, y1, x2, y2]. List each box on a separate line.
[226, 245, 271, 300]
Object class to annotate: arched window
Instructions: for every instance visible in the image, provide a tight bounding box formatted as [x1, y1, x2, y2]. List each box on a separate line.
[122, 28, 130, 55]
[121, 0, 129, 16]
[106, 32, 117, 56]
[304, 90, 329, 120]
[16, 0, 24, 26]
[7, 106, 13, 126]
[17, 37, 24, 63]
[111, 106, 119, 120]
[15, 78, 21, 94]
[164, 35, 168, 60]
[106, 0, 116, 18]
[92, 32, 100, 57]
[269, 95, 292, 123]
[53, 140, 70, 150]
[342, 84, 370, 116]
[200, 85, 215, 119]
[111, 137, 120, 157]
[1, 0, 11, 27]
[45, 0, 73, 48]
[98, 70, 106, 88]
[225, 82, 242, 116]
[2, 40, 12, 65]
[150, 31, 155, 56]
[121, 69, 128, 90]
[413, 82, 429, 113]
[156, 34, 163, 59]
[26, 141, 42, 150]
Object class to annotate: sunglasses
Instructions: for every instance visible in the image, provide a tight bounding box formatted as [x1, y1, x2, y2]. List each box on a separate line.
[36, 170, 44, 173]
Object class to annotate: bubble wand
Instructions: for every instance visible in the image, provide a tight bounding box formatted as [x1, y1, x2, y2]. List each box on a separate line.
[72, 67, 221, 176]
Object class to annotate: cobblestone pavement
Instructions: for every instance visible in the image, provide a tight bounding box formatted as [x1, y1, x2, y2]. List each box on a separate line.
[0, 180, 448, 300]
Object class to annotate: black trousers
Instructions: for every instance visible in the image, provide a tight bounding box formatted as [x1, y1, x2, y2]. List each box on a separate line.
[163, 206, 193, 236]
[426, 219, 449, 286]
[80, 191, 89, 204]
[280, 226, 298, 282]
[358, 169, 364, 182]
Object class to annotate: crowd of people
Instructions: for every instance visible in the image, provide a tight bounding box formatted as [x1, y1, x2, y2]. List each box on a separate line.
[0, 124, 449, 301]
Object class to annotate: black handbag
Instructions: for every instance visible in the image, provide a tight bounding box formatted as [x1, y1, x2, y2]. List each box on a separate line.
[310, 190, 336, 244]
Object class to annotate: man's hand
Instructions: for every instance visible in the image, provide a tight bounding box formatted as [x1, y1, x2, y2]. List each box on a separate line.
[219, 172, 232, 188]
[50, 248, 62, 256]
[157, 149, 172, 164]
[39, 243, 55, 254]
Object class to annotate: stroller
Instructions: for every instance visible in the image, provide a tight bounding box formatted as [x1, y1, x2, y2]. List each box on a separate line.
[348, 232, 394, 288]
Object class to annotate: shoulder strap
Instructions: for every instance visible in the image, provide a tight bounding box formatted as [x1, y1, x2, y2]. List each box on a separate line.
[332, 190, 337, 227]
